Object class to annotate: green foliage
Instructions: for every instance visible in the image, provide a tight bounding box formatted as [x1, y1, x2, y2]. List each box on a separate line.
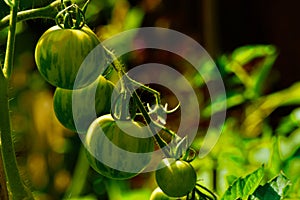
[191, 44, 300, 199]
[218, 45, 278, 98]
[221, 166, 290, 200]
[221, 166, 265, 200]
[250, 173, 291, 200]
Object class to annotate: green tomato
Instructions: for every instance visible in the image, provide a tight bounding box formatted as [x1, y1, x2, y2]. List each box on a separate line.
[35, 25, 104, 89]
[150, 187, 186, 200]
[85, 114, 154, 180]
[155, 158, 197, 198]
[53, 75, 114, 133]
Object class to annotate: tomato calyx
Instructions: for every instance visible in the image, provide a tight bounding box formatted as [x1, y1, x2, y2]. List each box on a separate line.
[111, 91, 133, 121]
[55, 0, 90, 29]
[162, 135, 197, 163]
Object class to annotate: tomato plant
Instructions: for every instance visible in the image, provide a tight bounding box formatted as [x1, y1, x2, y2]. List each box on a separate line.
[53, 75, 115, 133]
[1, 0, 300, 199]
[34, 25, 103, 89]
[84, 114, 154, 180]
[155, 158, 197, 198]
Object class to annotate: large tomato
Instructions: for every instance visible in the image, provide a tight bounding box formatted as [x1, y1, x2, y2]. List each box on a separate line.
[155, 158, 197, 197]
[53, 76, 115, 133]
[35, 25, 104, 89]
[85, 114, 154, 180]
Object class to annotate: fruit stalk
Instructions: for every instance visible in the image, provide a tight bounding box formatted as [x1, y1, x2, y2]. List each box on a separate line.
[131, 91, 171, 157]
[104, 47, 171, 157]
[0, 0, 34, 198]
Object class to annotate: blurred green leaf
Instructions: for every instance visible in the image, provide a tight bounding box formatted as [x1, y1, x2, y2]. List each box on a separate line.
[202, 91, 244, 117]
[242, 82, 300, 137]
[276, 107, 300, 136]
[123, 7, 144, 30]
[221, 165, 264, 200]
[219, 45, 278, 98]
[279, 129, 300, 160]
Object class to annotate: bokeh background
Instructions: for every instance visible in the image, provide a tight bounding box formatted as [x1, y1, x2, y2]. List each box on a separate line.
[1, 0, 300, 199]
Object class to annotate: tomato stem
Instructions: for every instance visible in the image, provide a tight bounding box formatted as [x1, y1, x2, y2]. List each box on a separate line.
[104, 47, 164, 108]
[131, 90, 171, 157]
[124, 73, 163, 104]
[55, 4, 86, 29]
[0, 0, 61, 31]
[103, 47, 172, 156]
[0, 0, 34, 199]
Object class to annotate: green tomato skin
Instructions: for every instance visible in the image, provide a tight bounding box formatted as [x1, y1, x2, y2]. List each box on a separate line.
[35, 25, 103, 89]
[53, 76, 114, 133]
[150, 187, 185, 200]
[85, 114, 154, 180]
[155, 158, 197, 198]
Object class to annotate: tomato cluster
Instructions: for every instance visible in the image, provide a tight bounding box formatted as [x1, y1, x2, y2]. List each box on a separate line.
[34, 24, 157, 180]
[34, 13, 205, 199]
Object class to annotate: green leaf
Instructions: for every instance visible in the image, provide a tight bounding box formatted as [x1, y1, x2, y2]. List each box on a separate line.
[250, 172, 291, 200]
[221, 165, 265, 200]
[226, 175, 238, 186]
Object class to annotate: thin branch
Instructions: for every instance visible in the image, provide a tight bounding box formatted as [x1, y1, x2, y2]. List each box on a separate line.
[3, 0, 19, 78]
[0, 0, 61, 31]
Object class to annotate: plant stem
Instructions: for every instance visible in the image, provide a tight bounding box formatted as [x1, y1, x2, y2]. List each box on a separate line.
[0, 0, 61, 31]
[64, 145, 90, 199]
[3, 0, 18, 79]
[0, 147, 9, 200]
[0, 73, 33, 199]
[0, 0, 34, 199]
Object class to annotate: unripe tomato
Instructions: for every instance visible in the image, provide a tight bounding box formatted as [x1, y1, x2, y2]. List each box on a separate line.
[53, 76, 115, 133]
[35, 25, 104, 89]
[150, 187, 186, 200]
[85, 114, 154, 180]
[155, 158, 197, 197]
